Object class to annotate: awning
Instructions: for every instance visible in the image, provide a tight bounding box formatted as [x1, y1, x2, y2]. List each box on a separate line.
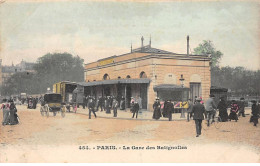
[77, 78, 150, 87]
[154, 84, 190, 91]
[210, 86, 228, 92]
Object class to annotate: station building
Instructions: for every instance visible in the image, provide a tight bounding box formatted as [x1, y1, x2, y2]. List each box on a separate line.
[82, 36, 211, 110]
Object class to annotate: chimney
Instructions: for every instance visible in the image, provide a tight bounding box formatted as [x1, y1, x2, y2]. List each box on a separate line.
[187, 35, 189, 56]
[149, 35, 151, 48]
[141, 36, 144, 47]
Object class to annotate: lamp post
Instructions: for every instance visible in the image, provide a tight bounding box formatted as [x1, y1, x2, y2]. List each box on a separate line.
[179, 74, 185, 118]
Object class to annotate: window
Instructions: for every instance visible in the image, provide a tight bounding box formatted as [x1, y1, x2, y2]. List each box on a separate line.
[103, 74, 110, 80]
[140, 71, 147, 78]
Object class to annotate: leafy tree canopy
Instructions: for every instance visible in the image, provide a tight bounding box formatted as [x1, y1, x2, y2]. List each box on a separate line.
[193, 40, 223, 67]
[1, 53, 84, 96]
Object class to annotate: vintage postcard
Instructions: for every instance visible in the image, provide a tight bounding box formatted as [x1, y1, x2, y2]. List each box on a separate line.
[0, 0, 259, 163]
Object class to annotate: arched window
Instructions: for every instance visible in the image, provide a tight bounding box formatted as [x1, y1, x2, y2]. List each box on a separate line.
[118, 76, 121, 79]
[126, 75, 131, 79]
[140, 71, 147, 78]
[103, 74, 110, 80]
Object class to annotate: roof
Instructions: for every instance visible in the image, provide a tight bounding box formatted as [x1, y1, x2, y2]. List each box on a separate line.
[78, 78, 150, 87]
[154, 84, 190, 91]
[132, 45, 174, 54]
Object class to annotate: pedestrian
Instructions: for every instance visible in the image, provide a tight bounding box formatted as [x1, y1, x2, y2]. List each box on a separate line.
[205, 94, 217, 126]
[217, 97, 229, 122]
[105, 96, 112, 114]
[164, 99, 174, 121]
[82, 95, 86, 109]
[120, 96, 125, 110]
[130, 97, 135, 113]
[137, 95, 142, 111]
[152, 97, 161, 120]
[9, 100, 18, 125]
[191, 97, 207, 137]
[238, 98, 246, 117]
[132, 101, 139, 119]
[1, 99, 10, 126]
[96, 96, 103, 111]
[187, 99, 193, 122]
[112, 98, 119, 117]
[228, 100, 239, 122]
[250, 100, 258, 127]
[88, 97, 97, 119]
[162, 100, 168, 118]
[33, 98, 37, 109]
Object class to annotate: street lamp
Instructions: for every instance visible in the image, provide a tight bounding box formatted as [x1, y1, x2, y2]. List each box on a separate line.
[179, 74, 185, 118]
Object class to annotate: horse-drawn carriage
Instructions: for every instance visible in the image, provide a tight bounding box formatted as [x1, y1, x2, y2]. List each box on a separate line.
[40, 93, 65, 117]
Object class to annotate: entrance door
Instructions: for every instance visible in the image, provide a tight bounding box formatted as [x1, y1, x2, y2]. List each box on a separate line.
[140, 84, 147, 109]
[190, 83, 202, 103]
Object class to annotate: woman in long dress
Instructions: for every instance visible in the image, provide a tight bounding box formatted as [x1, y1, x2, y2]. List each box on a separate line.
[217, 97, 228, 122]
[1, 99, 10, 126]
[153, 98, 161, 120]
[9, 100, 18, 125]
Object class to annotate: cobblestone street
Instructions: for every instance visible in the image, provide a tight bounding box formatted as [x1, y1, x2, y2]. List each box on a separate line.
[0, 105, 259, 163]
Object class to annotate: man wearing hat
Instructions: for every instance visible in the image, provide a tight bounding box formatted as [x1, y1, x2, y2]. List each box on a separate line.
[238, 98, 246, 117]
[88, 96, 97, 119]
[205, 94, 217, 126]
[191, 97, 207, 137]
[164, 99, 174, 121]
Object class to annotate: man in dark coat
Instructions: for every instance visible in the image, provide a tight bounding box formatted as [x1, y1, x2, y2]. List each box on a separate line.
[191, 98, 207, 137]
[96, 96, 103, 111]
[33, 98, 37, 109]
[112, 98, 119, 117]
[238, 98, 245, 117]
[251, 100, 258, 126]
[132, 102, 139, 119]
[88, 97, 97, 119]
[217, 97, 228, 122]
[164, 99, 174, 121]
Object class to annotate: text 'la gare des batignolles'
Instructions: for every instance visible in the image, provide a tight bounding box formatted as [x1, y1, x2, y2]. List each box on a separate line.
[79, 145, 188, 150]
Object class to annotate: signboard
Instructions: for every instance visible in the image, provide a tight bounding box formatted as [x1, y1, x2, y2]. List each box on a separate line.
[98, 58, 114, 66]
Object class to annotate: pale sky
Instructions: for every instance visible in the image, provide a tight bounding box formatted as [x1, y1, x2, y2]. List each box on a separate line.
[0, 1, 259, 70]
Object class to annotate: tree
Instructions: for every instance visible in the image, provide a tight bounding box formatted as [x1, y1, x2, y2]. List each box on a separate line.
[193, 40, 223, 67]
[1, 53, 84, 96]
[33, 53, 84, 93]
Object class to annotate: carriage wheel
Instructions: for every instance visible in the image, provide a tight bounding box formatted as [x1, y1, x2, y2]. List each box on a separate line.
[40, 107, 44, 116]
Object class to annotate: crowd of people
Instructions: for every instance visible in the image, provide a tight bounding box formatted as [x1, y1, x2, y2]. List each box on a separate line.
[1, 98, 19, 126]
[81, 95, 143, 119]
[2, 93, 259, 137]
[150, 94, 260, 137]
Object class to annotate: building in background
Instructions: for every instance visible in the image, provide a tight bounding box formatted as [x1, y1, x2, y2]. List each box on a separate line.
[82, 36, 211, 110]
[0, 60, 35, 86]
